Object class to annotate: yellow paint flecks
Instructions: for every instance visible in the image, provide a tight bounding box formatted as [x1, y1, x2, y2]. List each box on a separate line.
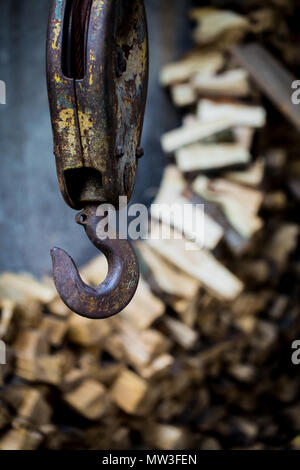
[52, 22, 60, 51]
[54, 73, 61, 84]
[57, 109, 77, 157]
[78, 110, 94, 149]
[89, 66, 94, 86]
[78, 111, 93, 133]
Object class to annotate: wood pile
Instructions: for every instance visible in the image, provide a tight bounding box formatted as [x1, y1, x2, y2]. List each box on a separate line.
[0, 0, 300, 450]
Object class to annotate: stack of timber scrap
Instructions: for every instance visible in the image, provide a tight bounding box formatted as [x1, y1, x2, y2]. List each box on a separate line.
[0, 2, 300, 450]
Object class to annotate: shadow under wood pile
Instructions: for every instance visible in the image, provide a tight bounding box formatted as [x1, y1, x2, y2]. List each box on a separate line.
[0, 0, 300, 450]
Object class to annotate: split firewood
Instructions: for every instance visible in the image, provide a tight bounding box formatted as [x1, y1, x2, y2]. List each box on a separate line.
[67, 312, 111, 347]
[151, 165, 224, 250]
[120, 277, 165, 330]
[151, 191, 223, 251]
[265, 224, 299, 270]
[47, 297, 72, 319]
[111, 369, 148, 415]
[225, 158, 265, 187]
[163, 316, 198, 350]
[0, 428, 43, 451]
[192, 176, 263, 238]
[16, 388, 52, 428]
[197, 99, 266, 128]
[106, 322, 169, 372]
[13, 330, 71, 385]
[161, 119, 233, 153]
[160, 49, 224, 87]
[0, 273, 56, 304]
[189, 8, 249, 46]
[183, 188, 249, 254]
[171, 83, 197, 107]
[0, 298, 15, 340]
[233, 127, 255, 150]
[147, 221, 243, 301]
[137, 241, 200, 301]
[175, 142, 250, 172]
[63, 379, 107, 420]
[40, 315, 68, 347]
[233, 43, 300, 131]
[138, 354, 174, 380]
[146, 423, 188, 450]
[193, 69, 250, 97]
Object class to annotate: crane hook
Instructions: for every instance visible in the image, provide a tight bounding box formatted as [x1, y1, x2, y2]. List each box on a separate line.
[50, 204, 139, 320]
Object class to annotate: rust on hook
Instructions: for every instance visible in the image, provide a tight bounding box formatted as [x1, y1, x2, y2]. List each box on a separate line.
[46, 0, 148, 319]
[51, 205, 139, 319]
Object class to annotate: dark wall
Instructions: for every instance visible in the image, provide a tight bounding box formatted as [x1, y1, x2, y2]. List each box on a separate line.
[0, 0, 191, 277]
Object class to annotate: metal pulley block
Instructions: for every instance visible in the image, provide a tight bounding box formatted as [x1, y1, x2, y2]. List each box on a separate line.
[46, 0, 148, 319]
[47, 0, 148, 209]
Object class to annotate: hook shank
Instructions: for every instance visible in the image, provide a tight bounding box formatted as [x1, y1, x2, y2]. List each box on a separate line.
[51, 205, 139, 319]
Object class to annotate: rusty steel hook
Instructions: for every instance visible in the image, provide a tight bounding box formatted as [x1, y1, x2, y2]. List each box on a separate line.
[51, 204, 139, 320]
[47, 0, 148, 319]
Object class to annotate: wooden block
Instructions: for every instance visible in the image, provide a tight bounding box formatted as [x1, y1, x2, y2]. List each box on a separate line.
[160, 50, 224, 86]
[265, 224, 299, 268]
[147, 423, 188, 450]
[197, 99, 266, 128]
[193, 69, 250, 97]
[111, 369, 148, 415]
[225, 159, 265, 187]
[137, 242, 200, 300]
[175, 142, 250, 172]
[68, 312, 111, 347]
[17, 389, 52, 427]
[189, 8, 249, 45]
[161, 119, 232, 153]
[140, 329, 170, 358]
[40, 315, 68, 347]
[138, 354, 174, 380]
[0, 273, 56, 304]
[151, 192, 223, 251]
[233, 43, 300, 131]
[0, 299, 15, 340]
[192, 176, 263, 238]
[120, 277, 165, 330]
[183, 188, 249, 255]
[151, 165, 224, 250]
[147, 222, 243, 301]
[233, 127, 255, 150]
[47, 297, 72, 318]
[171, 295, 199, 328]
[107, 322, 169, 372]
[14, 330, 49, 369]
[0, 428, 43, 450]
[117, 324, 155, 370]
[64, 379, 107, 420]
[171, 83, 197, 107]
[164, 316, 198, 350]
[14, 331, 72, 384]
[37, 352, 72, 386]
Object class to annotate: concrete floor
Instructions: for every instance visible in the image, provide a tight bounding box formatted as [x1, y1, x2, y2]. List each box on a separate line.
[0, 0, 191, 277]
